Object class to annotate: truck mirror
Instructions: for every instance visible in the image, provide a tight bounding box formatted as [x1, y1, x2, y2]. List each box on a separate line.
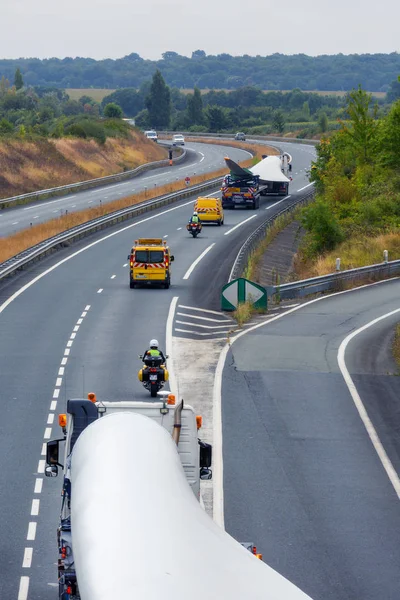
[200, 467, 212, 480]
[45, 465, 58, 478]
[170, 255, 174, 262]
[47, 439, 59, 466]
[127, 255, 130, 261]
[199, 440, 212, 468]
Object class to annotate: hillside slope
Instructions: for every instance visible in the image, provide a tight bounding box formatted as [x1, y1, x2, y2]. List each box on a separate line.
[0, 131, 167, 199]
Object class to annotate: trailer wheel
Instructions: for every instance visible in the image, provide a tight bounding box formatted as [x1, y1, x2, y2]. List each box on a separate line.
[130, 280, 135, 289]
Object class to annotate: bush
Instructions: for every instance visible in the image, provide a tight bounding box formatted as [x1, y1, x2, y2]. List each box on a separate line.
[301, 200, 344, 256]
[103, 102, 123, 119]
[0, 118, 13, 134]
[65, 123, 87, 138]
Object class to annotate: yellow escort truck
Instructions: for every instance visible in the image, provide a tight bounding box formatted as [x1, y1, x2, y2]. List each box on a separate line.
[127, 238, 174, 289]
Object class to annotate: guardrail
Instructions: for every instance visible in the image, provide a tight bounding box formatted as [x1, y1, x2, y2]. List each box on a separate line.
[0, 144, 187, 210]
[160, 131, 318, 146]
[273, 260, 400, 300]
[0, 176, 223, 283]
[229, 188, 316, 282]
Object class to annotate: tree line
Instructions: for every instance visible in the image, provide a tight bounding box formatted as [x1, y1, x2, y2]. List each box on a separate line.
[0, 51, 400, 91]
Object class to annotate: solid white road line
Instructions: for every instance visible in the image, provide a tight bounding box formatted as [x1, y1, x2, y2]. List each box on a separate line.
[182, 244, 215, 280]
[338, 308, 400, 499]
[224, 214, 257, 236]
[18, 576, 30, 600]
[177, 312, 231, 323]
[297, 182, 314, 192]
[166, 296, 179, 397]
[265, 196, 291, 210]
[175, 328, 232, 336]
[178, 304, 234, 317]
[23, 196, 76, 210]
[176, 321, 234, 329]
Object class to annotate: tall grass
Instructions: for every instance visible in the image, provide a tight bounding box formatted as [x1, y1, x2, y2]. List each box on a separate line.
[294, 231, 400, 279]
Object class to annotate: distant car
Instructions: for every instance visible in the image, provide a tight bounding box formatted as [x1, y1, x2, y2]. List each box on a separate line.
[145, 130, 158, 142]
[172, 134, 185, 146]
[234, 132, 246, 141]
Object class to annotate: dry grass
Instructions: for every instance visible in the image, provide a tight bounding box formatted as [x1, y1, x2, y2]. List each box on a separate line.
[0, 132, 167, 199]
[66, 89, 116, 102]
[293, 231, 400, 280]
[233, 301, 255, 326]
[392, 324, 400, 371]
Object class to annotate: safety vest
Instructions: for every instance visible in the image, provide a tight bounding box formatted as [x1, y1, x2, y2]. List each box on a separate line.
[147, 349, 161, 356]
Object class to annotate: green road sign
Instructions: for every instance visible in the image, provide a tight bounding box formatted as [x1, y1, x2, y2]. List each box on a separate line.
[221, 278, 267, 311]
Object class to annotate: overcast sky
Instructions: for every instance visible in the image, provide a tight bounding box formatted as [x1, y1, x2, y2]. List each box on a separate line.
[0, 0, 398, 60]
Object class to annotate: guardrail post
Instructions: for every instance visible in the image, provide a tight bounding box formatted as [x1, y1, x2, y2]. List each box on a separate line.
[384, 250, 388, 263]
[335, 258, 341, 272]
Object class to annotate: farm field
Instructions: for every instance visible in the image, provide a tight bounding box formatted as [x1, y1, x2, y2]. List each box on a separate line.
[66, 88, 116, 102]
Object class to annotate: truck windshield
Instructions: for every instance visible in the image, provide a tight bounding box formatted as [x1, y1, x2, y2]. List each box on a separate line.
[135, 250, 164, 263]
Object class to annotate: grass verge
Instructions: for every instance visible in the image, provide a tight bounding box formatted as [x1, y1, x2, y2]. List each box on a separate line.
[243, 208, 302, 283]
[392, 324, 400, 372]
[294, 230, 400, 280]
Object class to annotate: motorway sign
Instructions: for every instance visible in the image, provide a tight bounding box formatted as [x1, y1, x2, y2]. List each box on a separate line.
[221, 278, 267, 311]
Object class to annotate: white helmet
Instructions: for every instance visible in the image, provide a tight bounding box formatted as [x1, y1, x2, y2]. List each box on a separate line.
[193, 211, 198, 216]
[150, 339, 159, 348]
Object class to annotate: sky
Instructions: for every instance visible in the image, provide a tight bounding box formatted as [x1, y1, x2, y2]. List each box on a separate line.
[0, 0, 398, 60]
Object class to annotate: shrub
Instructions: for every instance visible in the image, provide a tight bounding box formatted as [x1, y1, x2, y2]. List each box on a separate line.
[301, 199, 344, 256]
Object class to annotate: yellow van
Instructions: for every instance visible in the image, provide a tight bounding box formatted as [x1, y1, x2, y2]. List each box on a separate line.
[128, 238, 174, 289]
[194, 197, 224, 226]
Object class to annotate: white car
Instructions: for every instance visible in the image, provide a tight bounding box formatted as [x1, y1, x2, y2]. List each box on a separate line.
[145, 130, 158, 142]
[172, 134, 185, 146]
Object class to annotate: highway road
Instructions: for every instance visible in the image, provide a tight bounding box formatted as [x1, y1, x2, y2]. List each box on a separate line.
[0, 141, 250, 237]
[0, 141, 315, 599]
[222, 280, 400, 600]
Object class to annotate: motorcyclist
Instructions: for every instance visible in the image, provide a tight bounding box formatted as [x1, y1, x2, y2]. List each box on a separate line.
[142, 339, 166, 364]
[188, 211, 201, 226]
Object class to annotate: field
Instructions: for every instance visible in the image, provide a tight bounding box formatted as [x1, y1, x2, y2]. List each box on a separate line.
[66, 88, 385, 101]
[66, 88, 116, 102]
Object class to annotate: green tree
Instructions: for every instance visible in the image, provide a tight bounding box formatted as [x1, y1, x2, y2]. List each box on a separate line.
[205, 105, 226, 131]
[318, 112, 328, 133]
[341, 86, 377, 164]
[186, 87, 204, 125]
[145, 70, 171, 128]
[14, 68, 24, 90]
[272, 110, 285, 134]
[103, 102, 123, 118]
[0, 118, 13, 134]
[0, 76, 10, 97]
[379, 99, 400, 168]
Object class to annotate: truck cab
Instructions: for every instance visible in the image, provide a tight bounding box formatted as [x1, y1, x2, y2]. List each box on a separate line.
[127, 238, 174, 289]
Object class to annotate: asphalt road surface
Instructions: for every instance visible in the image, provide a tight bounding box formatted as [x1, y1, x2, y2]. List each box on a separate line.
[222, 280, 400, 600]
[0, 141, 315, 599]
[0, 141, 250, 237]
